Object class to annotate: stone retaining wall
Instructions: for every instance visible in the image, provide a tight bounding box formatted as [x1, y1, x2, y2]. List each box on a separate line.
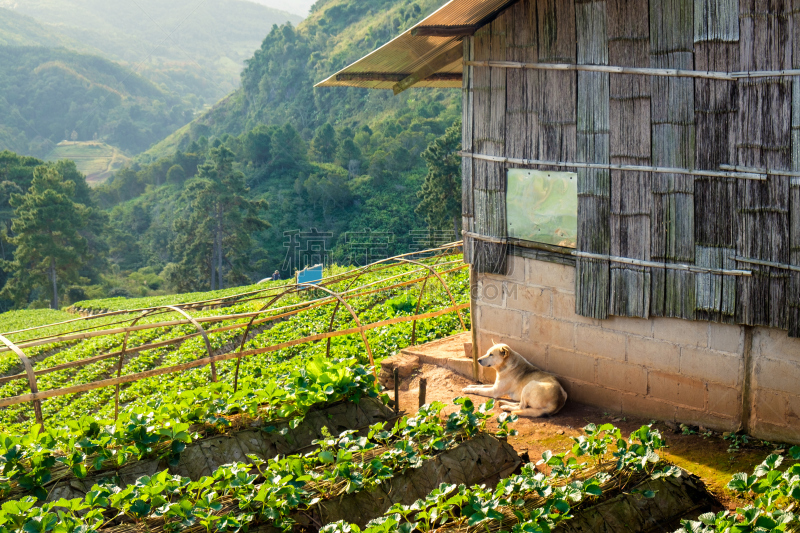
[474, 255, 800, 443]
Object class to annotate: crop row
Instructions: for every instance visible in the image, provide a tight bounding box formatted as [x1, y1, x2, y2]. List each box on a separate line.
[0, 356, 379, 501]
[0, 398, 504, 532]
[321, 422, 679, 533]
[0, 410, 683, 533]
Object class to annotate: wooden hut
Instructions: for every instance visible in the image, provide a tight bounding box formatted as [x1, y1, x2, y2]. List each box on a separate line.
[317, 0, 800, 443]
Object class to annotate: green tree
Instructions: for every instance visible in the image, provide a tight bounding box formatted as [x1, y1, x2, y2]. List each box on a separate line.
[167, 164, 186, 184]
[1, 167, 90, 309]
[416, 120, 462, 237]
[175, 146, 269, 290]
[244, 126, 272, 165]
[310, 122, 336, 163]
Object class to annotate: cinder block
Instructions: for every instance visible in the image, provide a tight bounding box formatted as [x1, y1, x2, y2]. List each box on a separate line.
[708, 323, 743, 355]
[477, 279, 504, 307]
[547, 347, 596, 383]
[567, 380, 623, 413]
[680, 346, 742, 387]
[479, 364, 496, 384]
[754, 356, 800, 395]
[596, 359, 647, 395]
[620, 393, 677, 422]
[787, 394, 800, 423]
[707, 383, 741, 418]
[529, 316, 575, 349]
[648, 371, 706, 409]
[627, 336, 680, 374]
[446, 357, 475, 380]
[752, 327, 800, 362]
[602, 316, 653, 337]
[479, 306, 523, 338]
[753, 389, 786, 426]
[675, 408, 737, 433]
[504, 254, 526, 283]
[751, 420, 800, 445]
[507, 284, 552, 316]
[553, 290, 599, 325]
[516, 342, 548, 370]
[653, 317, 708, 348]
[576, 326, 626, 361]
[527, 258, 575, 293]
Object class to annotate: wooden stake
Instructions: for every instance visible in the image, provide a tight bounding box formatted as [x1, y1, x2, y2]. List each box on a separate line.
[393, 368, 400, 415]
[419, 378, 427, 408]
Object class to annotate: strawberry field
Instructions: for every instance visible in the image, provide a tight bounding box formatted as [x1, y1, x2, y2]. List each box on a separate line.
[1, 246, 799, 533]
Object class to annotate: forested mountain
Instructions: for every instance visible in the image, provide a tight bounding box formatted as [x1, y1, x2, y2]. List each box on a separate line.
[0, 46, 193, 157]
[0, 0, 464, 309]
[0, 0, 302, 106]
[92, 0, 461, 292]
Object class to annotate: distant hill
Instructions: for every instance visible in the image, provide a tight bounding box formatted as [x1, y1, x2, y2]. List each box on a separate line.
[247, 0, 316, 17]
[0, 46, 193, 158]
[0, 0, 302, 106]
[46, 141, 130, 185]
[145, 0, 446, 158]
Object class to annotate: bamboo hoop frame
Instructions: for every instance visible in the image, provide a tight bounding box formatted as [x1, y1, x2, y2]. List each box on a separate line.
[296, 281, 376, 373]
[0, 303, 469, 409]
[0, 245, 469, 426]
[113, 306, 217, 419]
[0, 244, 465, 354]
[396, 257, 467, 331]
[0, 335, 43, 428]
[0, 264, 469, 389]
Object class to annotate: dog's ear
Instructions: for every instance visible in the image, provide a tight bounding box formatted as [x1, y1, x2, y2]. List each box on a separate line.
[500, 346, 509, 357]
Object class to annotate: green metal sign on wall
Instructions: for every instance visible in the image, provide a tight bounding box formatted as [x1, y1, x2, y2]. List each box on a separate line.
[506, 169, 577, 249]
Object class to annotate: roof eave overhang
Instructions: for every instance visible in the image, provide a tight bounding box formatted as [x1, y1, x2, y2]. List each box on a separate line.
[315, 0, 519, 93]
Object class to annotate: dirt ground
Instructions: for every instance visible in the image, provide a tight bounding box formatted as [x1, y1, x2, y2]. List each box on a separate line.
[386, 340, 793, 511]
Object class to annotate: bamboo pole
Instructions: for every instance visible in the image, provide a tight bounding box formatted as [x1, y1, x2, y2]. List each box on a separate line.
[0, 303, 469, 409]
[0, 335, 43, 428]
[0, 261, 465, 355]
[0, 244, 464, 341]
[463, 230, 752, 276]
[465, 60, 800, 80]
[457, 151, 774, 180]
[0, 264, 470, 386]
[396, 257, 467, 331]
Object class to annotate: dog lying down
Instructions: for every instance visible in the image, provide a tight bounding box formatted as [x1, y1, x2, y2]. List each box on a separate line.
[462, 343, 567, 417]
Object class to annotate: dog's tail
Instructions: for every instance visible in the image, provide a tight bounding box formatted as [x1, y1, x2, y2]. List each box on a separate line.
[551, 384, 568, 415]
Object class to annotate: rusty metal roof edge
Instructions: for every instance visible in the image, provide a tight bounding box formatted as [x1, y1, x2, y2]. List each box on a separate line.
[314, 0, 470, 88]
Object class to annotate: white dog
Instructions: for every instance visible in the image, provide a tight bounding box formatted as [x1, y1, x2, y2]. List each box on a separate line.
[462, 343, 567, 417]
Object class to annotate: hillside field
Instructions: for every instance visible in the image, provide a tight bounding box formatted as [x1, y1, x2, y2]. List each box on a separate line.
[46, 141, 130, 184]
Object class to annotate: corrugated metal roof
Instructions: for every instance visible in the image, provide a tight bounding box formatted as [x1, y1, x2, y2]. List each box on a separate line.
[315, 0, 516, 91]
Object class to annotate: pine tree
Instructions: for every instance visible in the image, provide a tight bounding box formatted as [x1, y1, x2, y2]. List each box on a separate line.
[1, 166, 89, 309]
[174, 146, 269, 290]
[416, 120, 462, 237]
[310, 122, 336, 163]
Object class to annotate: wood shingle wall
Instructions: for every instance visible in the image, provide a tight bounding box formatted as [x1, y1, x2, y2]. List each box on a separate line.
[462, 0, 800, 337]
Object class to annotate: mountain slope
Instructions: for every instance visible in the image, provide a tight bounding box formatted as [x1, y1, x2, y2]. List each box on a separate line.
[0, 46, 193, 158]
[0, 0, 303, 105]
[145, 0, 448, 158]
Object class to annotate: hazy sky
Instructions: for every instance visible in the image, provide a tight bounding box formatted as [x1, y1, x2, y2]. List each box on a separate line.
[248, 0, 313, 17]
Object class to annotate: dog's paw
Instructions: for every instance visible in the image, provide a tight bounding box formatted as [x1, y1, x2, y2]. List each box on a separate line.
[462, 386, 476, 394]
[500, 404, 518, 411]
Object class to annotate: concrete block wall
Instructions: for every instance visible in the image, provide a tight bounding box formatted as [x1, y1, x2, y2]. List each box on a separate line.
[474, 255, 800, 443]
